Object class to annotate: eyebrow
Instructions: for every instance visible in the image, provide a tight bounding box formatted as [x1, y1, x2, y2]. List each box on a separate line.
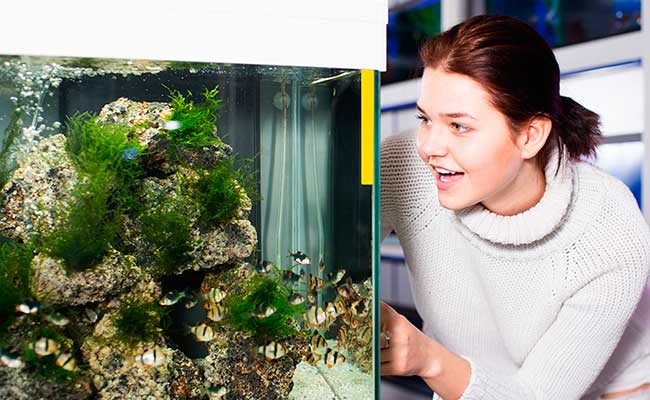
[416, 104, 476, 120]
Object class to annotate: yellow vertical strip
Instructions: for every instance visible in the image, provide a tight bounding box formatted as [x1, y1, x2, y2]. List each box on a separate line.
[361, 69, 374, 185]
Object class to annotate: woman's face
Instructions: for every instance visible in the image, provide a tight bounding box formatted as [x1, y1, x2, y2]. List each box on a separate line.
[416, 67, 528, 212]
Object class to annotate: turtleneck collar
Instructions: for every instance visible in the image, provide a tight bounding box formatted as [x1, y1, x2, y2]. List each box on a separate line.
[454, 145, 574, 246]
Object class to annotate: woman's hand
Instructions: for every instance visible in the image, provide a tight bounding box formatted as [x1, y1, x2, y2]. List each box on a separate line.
[380, 301, 442, 378]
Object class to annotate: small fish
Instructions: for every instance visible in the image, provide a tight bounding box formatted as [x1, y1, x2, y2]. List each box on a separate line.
[307, 293, 316, 304]
[163, 120, 182, 130]
[327, 269, 346, 285]
[310, 332, 328, 355]
[55, 352, 78, 371]
[205, 303, 226, 322]
[121, 146, 139, 161]
[0, 350, 24, 368]
[184, 293, 199, 309]
[135, 346, 166, 368]
[302, 351, 321, 366]
[190, 323, 216, 342]
[45, 312, 70, 327]
[337, 285, 351, 298]
[30, 337, 60, 357]
[306, 306, 327, 327]
[288, 251, 311, 265]
[255, 259, 274, 274]
[282, 269, 304, 284]
[318, 259, 325, 273]
[325, 301, 344, 318]
[338, 327, 349, 350]
[288, 293, 305, 306]
[347, 314, 360, 329]
[351, 298, 370, 318]
[308, 274, 324, 292]
[258, 341, 285, 361]
[357, 325, 372, 346]
[254, 305, 276, 319]
[160, 290, 186, 306]
[324, 348, 346, 368]
[15, 299, 40, 315]
[83, 307, 98, 323]
[206, 385, 228, 399]
[205, 287, 227, 304]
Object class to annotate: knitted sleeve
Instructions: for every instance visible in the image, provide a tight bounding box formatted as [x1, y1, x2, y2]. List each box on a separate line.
[457, 261, 650, 400]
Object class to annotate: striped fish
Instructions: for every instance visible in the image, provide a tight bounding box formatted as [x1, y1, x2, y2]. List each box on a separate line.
[30, 337, 60, 358]
[205, 287, 227, 304]
[310, 332, 328, 355]
[357, 325, 372, 346]
[305, 306, 327, 328]
[134, 346, 166, 368]
[302, 351, 321, 366]
[325, 348, 346, 368]
[308, 274, 324, 292]
[258, 341, 286, 361]
[205, 303, 226, 322]
[55, 352, 78, 371]
[191, 323, 216, 342]
[0, 350, 24, 368]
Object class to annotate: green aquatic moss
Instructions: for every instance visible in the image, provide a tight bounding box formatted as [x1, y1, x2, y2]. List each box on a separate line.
[0, 238, 33, 336]
[226, 274, 302, 341]
[113, 301, 168, 347]
[194, 158, 244, 225]
[41, 113, 144, 271]
[65, 112, 144, 209]
[164, 85, 222, 148]
[141, 208, 194, 276]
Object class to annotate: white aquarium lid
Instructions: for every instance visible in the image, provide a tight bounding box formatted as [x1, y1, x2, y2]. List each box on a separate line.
[0, 0, 387, 71]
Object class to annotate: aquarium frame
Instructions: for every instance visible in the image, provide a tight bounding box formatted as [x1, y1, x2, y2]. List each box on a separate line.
[0, 0, 387, 71]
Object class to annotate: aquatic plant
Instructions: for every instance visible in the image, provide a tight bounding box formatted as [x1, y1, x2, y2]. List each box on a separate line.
[193, 158, 245, 225]
[113, 300, 169, 347]
[226, 274, 303, 341]
[141, 208, 194, 276]
[64, 112, 144, 210]
[164, 85, 222, 148]
[0, 238, 33, 336]
[42, 113, 144, 271]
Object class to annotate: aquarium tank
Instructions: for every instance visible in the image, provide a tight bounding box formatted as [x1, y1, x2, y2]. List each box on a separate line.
[0, 2, 386, 399]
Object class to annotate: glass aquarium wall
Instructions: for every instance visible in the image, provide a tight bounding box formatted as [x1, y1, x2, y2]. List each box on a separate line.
[0, 56, 377, 399]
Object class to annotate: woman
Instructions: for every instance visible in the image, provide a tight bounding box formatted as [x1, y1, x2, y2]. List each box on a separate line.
[380, 15, 650, 400]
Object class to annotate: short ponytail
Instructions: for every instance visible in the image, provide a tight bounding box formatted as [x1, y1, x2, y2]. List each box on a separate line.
[552, 96, 602, 160]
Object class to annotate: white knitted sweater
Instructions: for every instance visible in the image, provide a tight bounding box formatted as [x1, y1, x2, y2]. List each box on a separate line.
[380, 131, 650, 400]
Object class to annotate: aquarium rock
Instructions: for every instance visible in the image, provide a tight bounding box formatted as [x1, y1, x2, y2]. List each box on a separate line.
[31, 249, 141, 306]
[0, 367, 93, 400]
[97, 97, 232, 176]
[82, 311, 203, 400]
[0, 134, 77, 241]
[203, 329, 308, 399]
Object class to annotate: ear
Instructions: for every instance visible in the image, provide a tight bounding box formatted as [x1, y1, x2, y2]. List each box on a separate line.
[515, 116, 552, 160]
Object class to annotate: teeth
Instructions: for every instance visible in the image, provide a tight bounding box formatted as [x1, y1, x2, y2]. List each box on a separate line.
[435, 167, 455, 175]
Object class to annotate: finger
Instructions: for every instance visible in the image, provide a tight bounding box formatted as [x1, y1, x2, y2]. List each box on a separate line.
[380, 348, 393, 364]
[380, 361, 395, 376]
[380, 301, 399, 330]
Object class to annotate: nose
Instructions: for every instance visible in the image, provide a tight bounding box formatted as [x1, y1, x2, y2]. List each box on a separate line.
[417, 123, 448, 159]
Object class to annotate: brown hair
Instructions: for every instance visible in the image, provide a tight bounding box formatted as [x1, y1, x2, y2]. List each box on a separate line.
[419, 14, 601, 170]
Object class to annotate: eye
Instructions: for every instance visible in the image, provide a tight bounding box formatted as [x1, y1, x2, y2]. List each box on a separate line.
[451, 122, 470, 134]
[416, 113, 432, 126]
